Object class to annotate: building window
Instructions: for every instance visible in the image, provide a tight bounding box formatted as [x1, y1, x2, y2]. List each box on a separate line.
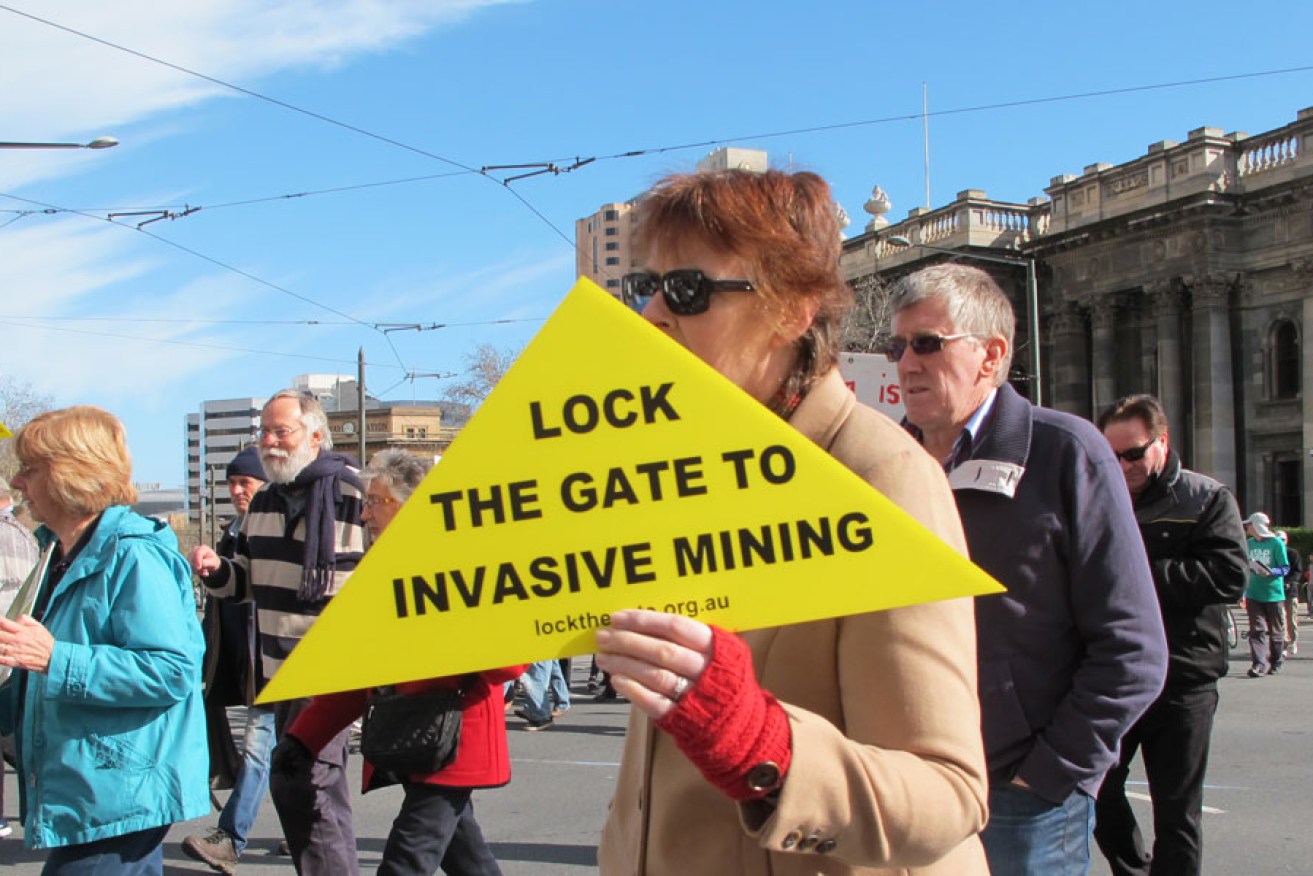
[605, 257, 620, 266]
[604, 209, 619, 221]
[1273, 456, 1302, 527]
[606, 279, 619, 289]
[605, 227, 618, 236]
[1271, 319, 1300, 399]
[605, 241, 619, 251]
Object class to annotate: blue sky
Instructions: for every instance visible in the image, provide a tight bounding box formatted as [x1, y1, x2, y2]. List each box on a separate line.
[2, 0, 1311, 485]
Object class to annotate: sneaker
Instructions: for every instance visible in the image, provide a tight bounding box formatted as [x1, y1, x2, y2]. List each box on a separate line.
[587, 678, 599, 693]
[0, 819, 13, 839]
[1290, 642, 1300, 656]
[551, 707, 569, 718]
[514, 708, 553, 730]
[1270, 663, 1283, 675]
[1248, 666, 1266, 678]
[182, 828, 239, 874]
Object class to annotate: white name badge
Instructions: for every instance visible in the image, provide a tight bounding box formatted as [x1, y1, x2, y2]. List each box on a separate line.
[948, 460, 1025, 498]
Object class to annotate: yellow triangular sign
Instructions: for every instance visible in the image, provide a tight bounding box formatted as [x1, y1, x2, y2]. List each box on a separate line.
[259, 278, 1002, 702]
[0, 421, 11, 439]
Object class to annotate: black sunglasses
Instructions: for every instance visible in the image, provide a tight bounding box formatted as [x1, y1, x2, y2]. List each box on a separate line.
[883, 333, 983, 363]
[620, 270, 756, 316]
[1114, 437, 1159, 462]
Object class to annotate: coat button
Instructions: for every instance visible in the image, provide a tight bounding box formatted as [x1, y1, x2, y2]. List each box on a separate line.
[782, 830, 802, 849]
[816, 839, 837, 854]
[798, 835, 819, 851]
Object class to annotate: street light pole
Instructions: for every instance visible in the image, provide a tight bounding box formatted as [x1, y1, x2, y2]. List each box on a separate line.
[887, 236, 1043, 407]
[0, 137, 119, 150]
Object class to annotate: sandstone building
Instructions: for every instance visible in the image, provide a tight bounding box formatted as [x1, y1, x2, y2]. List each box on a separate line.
[841, 107, 1313, 524]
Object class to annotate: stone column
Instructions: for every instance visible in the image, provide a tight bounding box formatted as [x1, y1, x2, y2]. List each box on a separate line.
[1298, 259, 1313, 522]
[1148, 280, 1186, 446]
[1048, 304, 1089, 416]
[1187, 273, 1237, 490]
[1090, 298, 1119, 415]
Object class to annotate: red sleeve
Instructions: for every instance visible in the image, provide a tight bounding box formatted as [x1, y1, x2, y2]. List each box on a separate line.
[287, 688, 370, 754]
[655, 626, 792, 801]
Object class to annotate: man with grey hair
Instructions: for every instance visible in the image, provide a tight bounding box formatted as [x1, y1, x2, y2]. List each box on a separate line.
[0, 474, 39, 839]
[887, 263, 1167, 876]
[192, 389, 365, 874]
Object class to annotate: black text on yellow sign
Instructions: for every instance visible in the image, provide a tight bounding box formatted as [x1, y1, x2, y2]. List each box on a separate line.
[258, 278, 1002, 703]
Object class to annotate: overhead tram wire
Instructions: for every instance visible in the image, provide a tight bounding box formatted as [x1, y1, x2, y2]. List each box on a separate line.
[0, 4, 582, 249]
[0, 4, 478, 176]
[0, 315, 548, 329]
[9, 5, 1309, 294]
[0, 190, 371, 326]
[0, 189, 414, 373]
[0, 318, 416, 370]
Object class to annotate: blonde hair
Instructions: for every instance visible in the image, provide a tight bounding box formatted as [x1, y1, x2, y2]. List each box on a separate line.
[16, 406, 137, 515]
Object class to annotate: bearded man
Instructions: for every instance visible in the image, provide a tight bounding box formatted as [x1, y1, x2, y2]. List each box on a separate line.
[192, 389, 365, 875]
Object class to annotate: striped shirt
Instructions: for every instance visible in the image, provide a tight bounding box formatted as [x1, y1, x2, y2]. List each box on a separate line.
[204, 470, 365, 687]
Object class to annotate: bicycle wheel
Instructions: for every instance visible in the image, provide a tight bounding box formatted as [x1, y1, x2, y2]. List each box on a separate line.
[1225, 605, 1240, 650]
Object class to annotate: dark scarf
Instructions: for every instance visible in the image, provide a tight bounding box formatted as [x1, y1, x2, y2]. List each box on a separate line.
[279, 451, 362, 602]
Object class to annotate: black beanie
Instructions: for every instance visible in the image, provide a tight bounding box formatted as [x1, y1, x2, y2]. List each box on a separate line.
[226, 445, 267, 482]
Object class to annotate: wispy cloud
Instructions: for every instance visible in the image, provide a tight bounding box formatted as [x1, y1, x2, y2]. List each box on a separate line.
[0, 0, 523, 191]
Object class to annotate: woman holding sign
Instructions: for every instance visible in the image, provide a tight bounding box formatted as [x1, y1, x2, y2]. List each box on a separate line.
[596, 169, 989, 875]
[275, 449, 524, 876]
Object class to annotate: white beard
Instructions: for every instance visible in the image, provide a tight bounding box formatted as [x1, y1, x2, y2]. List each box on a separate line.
[260, 440, 318, 484]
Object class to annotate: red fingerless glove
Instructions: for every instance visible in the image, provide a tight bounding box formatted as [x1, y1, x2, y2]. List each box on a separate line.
[654, 625, 792, 801]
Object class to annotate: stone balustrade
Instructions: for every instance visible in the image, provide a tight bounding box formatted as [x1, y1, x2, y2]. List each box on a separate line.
[1239, 129, 1302, 177]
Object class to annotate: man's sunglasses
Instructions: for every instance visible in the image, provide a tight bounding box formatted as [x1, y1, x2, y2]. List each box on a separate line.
[621, 270, 756, 316]
[1114, 437, 1159, 462]
[882, 333, 983, 363]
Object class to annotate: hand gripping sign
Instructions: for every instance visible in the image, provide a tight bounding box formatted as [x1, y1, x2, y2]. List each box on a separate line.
[258, 278, 1003, 702]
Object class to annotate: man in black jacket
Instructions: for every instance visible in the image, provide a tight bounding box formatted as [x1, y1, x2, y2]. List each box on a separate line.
[1094, 394, 1248, 876]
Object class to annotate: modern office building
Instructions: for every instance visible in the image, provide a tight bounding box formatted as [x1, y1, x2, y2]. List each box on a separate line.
[575, 147, 768, 297]
[185, 373, 469, 533]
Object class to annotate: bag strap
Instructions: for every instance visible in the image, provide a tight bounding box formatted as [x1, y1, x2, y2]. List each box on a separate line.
[373, 674, 477, 698]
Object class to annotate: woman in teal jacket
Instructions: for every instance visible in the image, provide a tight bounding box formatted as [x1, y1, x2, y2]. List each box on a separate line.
[0, 406, 208, 873]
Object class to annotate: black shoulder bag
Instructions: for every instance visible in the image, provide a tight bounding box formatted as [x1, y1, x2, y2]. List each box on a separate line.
[361, 681, 466, 774]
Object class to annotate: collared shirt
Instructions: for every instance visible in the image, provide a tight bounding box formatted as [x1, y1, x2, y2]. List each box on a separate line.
[903, 388, 999, 472]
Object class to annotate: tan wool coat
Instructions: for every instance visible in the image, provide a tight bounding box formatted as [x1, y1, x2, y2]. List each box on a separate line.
[599, 369, 990, 876]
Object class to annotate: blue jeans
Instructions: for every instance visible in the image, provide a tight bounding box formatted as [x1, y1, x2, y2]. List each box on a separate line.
[218, 705, 275, 853]
[981, 783, 1095, 876]
[520, 660, 569, 722]
[42, 825, 169, 875]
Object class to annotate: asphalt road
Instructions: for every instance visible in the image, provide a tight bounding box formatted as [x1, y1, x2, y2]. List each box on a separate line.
[4, 629, 1313, 874]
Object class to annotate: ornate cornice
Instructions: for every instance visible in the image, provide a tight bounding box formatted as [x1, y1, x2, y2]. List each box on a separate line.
[1089, 297, 1119, 328]
[1145, 279, 1182, 318]
[1048, 304, 1087, 336]
[1184, 272, 1235, 309]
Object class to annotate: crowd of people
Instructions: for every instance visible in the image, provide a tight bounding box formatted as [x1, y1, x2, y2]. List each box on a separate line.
[0, 165, 1291, 876]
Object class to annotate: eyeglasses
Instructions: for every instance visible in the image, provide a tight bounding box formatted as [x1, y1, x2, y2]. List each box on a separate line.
[882, 333, 984, 362]
[1114, 437, 1159, 462]
[620, 270, 756, 316]
[255, 426, 303, 442]
[362, 496, 399, 509]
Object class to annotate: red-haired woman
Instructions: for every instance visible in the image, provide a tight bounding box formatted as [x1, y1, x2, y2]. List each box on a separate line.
[596, 169, 989, 876]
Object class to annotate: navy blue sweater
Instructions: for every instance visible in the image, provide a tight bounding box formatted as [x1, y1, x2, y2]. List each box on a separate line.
[943, 385, 1167, 803]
